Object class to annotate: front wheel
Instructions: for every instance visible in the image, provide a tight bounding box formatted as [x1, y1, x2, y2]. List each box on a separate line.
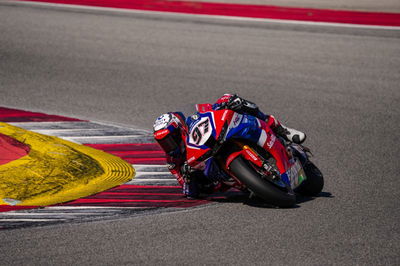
[229, 156, 296, 208]
[295, 161, 324, 196]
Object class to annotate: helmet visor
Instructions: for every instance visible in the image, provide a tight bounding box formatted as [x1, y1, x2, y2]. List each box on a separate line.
[156, 127, 183, 154]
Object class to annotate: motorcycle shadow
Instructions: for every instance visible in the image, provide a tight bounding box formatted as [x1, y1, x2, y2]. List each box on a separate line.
[296, 191, 333, 204]
[207, 190, 333, 209]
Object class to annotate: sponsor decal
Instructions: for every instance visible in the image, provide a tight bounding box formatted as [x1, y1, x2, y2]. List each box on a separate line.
[221, 110, 229, 121]
[243, 149, 263, 167]
[196, 103, 212, 112]
[154, 128, 170, 140]
[232, 113, 242, 127]
[220, 95, 231, 102]
[227, 113, 243, 133]
[244, 149, 259, 162]
[266, 134, 276, 149]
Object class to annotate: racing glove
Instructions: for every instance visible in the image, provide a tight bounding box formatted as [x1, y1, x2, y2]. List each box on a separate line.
[181, 163, 200, 198]
[226, 94, 244, 111]
[226, 94, 268, 121]
[180, 163, 194, 181]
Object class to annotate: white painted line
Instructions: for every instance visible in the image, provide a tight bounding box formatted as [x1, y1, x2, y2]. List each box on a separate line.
[62, 135, 154, 144]
[129, 179, 177, 182]
[32, 130, 147, 138]
[132, 164, 166, 168]
[10, 121, 103, 129]
[9, 121, 150, 133]
[62, 135, 151, 140]
[9, 121, 83, 126]
[91, 120, 151, 133]
[8, 0, 400, 30]
[0, 219, 67, 222]
[65, 135, 150, 139]
[31, 129, 108, 135]
[32, 128, 106, 132]
[136, 172, 171, 176]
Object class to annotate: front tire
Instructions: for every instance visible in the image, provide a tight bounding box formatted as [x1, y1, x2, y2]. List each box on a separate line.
[229, 156, 296, 208]
[295, 161, 324, 196]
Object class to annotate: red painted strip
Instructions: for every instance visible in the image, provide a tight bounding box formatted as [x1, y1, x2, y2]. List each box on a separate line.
[61, 198, 208, 208]
[110, 185, 181, 189]
[107, 185, 183, 194]
[85, 143, 166, 163]
[85, 193, 189, 202]
[0, 206, 38, 212]
[0, 116, 80, 122]
[122, 157, 166, 164]
[69, 198, 204, 203]
[96, 192, 183, 196]
[0, 133, 30, 165]
[0, 112, 50, 118]
[0, 107, 82, 122]
[103, 150, 165, 157]
[62, 200, 207, 208]
[97, 150, 165, 159]
[85, 143, 162, 151]
[19, 0, 400, 26]
[58, 185, 209, 208]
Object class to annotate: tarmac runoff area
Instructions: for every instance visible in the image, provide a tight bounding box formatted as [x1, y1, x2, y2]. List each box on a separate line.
[0, 122, 135, 208]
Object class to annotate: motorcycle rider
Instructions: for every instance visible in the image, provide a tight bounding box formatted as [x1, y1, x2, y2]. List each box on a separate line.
[153, 94, 306, 198]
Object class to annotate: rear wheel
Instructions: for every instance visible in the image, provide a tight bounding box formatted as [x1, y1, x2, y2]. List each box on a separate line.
[295, 161, 324, 196]
[229, 156, 296, 208]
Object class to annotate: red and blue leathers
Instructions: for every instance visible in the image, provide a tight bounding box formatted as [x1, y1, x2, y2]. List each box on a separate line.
[165, 94, 285, 198]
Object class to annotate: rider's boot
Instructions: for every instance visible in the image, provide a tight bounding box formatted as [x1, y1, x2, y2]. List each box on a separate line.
[265, 115, 306, 144]
[274, 124, 306, 144]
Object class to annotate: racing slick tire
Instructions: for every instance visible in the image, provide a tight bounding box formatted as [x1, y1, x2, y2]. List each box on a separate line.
[295, 161, 324, 196]
[229, 156, 296, 208]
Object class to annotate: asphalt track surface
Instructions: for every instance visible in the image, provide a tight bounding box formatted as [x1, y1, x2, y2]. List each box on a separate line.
[1, 3, 400, 265]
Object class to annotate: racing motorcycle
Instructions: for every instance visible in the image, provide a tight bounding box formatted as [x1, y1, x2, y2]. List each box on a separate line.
[184, 104, 324, 207]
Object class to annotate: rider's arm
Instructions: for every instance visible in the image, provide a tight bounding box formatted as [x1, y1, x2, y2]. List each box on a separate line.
[212, 94, 269, 121]
[166, 155, 200, 198]
[166, 154, 185, 186]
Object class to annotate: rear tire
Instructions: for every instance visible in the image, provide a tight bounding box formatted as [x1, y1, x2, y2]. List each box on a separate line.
[295, 161, 324, 196]
[229, 156, 296, 208]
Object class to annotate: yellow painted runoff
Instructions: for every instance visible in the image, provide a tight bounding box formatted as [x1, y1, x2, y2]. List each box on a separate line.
[0, 122, 135, 206]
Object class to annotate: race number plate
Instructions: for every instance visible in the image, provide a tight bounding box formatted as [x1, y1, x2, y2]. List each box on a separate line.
[188, 117, 212, 146]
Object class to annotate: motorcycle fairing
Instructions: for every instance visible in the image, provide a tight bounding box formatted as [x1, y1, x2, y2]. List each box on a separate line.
[185, 109, 301, 189]
[196, 103, 213, 113]
[203, 157, 231, 182]
[225, 114, 262, 141]
[185, 110, 231, 167]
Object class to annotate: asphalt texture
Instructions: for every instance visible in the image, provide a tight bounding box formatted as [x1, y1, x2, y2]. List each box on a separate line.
[1, 2, 400, 265]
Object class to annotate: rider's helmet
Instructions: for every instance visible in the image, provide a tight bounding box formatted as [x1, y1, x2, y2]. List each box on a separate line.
[153, 112, 187, 156]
